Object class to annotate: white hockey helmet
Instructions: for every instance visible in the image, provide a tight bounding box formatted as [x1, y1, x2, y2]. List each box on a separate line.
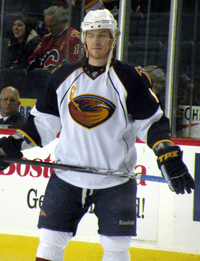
[81, 9, 118, 43]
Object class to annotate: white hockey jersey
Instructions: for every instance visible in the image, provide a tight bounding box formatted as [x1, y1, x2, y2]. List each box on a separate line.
[20, 59, 171, 189]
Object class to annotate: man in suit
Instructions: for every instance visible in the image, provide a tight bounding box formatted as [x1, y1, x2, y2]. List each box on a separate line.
[0, 87, 26, 129]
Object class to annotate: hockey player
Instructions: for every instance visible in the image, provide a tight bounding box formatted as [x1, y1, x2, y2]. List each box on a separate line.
[0, 9, 195, 261]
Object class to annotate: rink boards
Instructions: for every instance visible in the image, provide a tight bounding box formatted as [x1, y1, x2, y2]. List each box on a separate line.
[0, 129, 200, 260]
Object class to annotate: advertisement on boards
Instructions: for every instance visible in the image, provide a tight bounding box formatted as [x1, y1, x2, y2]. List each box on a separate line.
[179, 105, 200, 139]
[18, 98, 37, 119]
[171, 146, 200, 249]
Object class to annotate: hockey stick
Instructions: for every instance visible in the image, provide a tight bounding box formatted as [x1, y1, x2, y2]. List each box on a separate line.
[0, 156, 166, 183]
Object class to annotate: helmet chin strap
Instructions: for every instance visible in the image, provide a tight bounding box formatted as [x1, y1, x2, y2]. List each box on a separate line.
[104, 38, 116, 86]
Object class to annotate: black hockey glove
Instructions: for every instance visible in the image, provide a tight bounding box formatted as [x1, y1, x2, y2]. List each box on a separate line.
[156, 145, 195, 194]
[0, 136, 23, 171]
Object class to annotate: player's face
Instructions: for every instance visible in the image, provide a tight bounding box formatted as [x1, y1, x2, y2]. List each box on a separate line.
[0, 88, 20, 117]
[45, 14, 65, 37]
[12, 20, 26, 42]
[86, 29, 114, 66]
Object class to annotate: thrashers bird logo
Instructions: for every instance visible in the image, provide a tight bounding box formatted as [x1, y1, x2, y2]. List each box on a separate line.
[69, 86, 116, 129]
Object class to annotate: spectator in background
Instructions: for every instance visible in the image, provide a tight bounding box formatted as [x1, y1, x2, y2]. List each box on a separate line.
[58, 0, 118, 15]
[28, 6, 82, 71]
[144, 65, 166, 109]
[131, 0, 170, 13]
[0, 87, 26, 129]
[58, 0, 105, 12]
[104, 0, 119, 16]
[2, 15, 41, 69]
[144, 66, 186, 137]
[177, 74, 192, 105]
[131, 0, 148, 13]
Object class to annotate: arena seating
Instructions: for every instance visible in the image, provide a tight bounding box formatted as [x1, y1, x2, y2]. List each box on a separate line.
[194, 41, 200, 78]
[156, 40, 194, 74]
[0, 68, 27, 93]
[128, 40, 163, 66]
[134, 12, 170, 43]
[0, 68, 51, 99]
[21, 69, 51, 98]
[3, 0, 55, 15]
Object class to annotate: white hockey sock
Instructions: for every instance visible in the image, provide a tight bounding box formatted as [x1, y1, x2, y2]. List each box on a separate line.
[36, 228, 72, 261]
[36, 242, 64, 261]
[102, 249, 130, 261]
[100, 235, 131, 261]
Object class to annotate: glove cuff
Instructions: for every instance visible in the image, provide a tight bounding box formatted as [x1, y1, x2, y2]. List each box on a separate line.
[153, 140, 174, 156]
[0, 136, 23, 158]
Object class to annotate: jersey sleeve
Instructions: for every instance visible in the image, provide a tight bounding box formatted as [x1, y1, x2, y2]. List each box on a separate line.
[19, 69, 61, 147]
[126, 65, 160, 119]
[147, 113, 172, 148]
[113, 61, 171, 147]
[129, 66, 171, 147]
[27, 37, 45, 69]
[134, 107, 171, 146]
[69, 28, 83, 62]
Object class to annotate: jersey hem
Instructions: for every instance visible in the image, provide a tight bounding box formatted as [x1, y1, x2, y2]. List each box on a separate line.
[55, 171, 130, 189]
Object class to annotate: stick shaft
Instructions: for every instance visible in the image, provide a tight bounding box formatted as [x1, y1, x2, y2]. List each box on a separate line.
[0, 156, 166, 183]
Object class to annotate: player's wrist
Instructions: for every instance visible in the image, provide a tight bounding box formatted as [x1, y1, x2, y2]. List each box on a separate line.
[153, 140, 174, 156]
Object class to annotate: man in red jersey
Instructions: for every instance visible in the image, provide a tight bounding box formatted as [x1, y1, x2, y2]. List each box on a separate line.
[28, 6, 83, 71]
